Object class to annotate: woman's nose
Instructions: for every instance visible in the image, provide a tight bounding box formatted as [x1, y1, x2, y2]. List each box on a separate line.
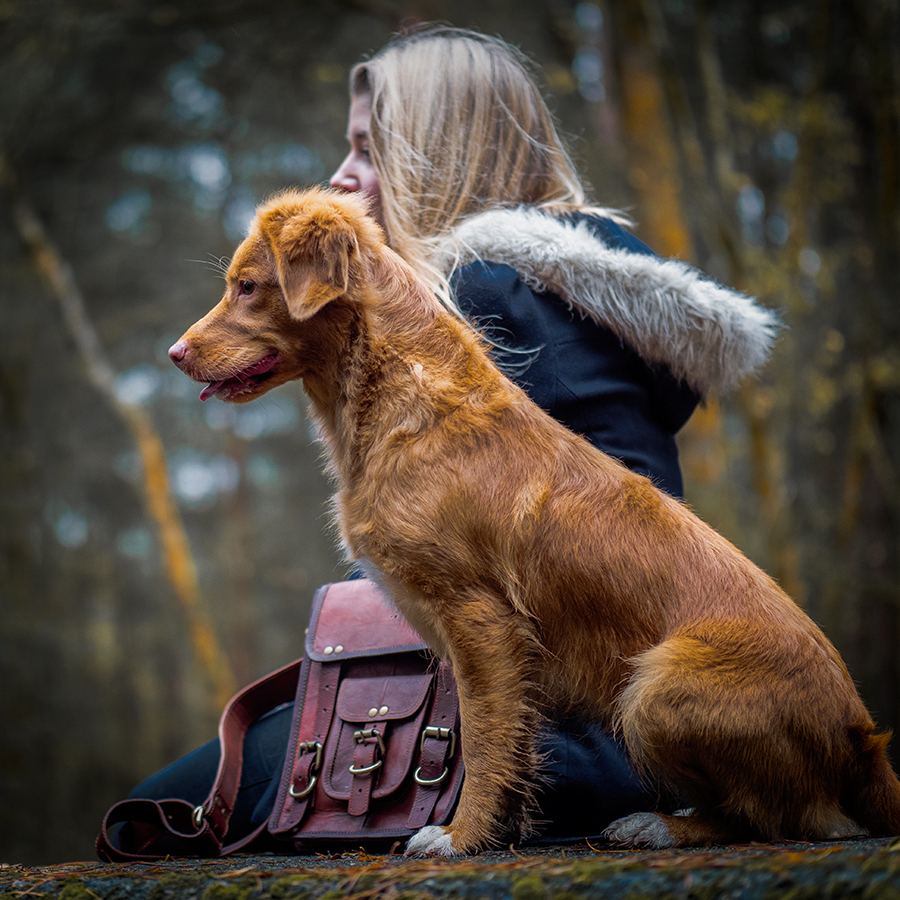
[330, 157, 358, 192]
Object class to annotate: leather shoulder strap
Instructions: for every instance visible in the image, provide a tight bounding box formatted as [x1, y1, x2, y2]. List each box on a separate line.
[96, 658, 301, 861]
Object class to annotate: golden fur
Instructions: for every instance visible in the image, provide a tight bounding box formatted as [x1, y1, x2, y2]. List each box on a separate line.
[169, 187, 900, 855]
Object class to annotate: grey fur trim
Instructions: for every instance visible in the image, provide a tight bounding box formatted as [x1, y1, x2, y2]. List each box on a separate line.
[441, 207, 781, 396]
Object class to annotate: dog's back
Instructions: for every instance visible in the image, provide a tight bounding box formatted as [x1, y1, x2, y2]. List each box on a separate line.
[357, 358, 900, 843]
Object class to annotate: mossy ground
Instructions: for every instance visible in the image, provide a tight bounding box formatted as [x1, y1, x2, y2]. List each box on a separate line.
[3, 839, 900, 900]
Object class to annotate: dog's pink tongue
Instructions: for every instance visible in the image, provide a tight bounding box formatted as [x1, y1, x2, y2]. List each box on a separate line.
[200, 380, 227, 402]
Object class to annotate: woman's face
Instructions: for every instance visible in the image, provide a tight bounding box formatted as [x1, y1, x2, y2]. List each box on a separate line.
[329, 92, 383, 225]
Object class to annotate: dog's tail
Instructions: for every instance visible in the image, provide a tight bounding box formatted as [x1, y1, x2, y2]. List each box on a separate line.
[843, 721, 900, 836]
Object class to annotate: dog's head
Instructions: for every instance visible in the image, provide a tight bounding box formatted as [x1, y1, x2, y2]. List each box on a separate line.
[169, 188, 384, 403]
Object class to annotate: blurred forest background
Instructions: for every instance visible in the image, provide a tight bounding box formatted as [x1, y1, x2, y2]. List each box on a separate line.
[1, 0, 898, 866]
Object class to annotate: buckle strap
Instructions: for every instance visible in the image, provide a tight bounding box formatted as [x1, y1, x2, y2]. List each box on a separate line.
[286, 662, 341, 817]
[414, 726, 457, 785]
[407, 663, 460, 829]
[288, 740, 323, 800]
[350, 726, 386, 775]
[348, 722, 388, 816]
[268, 658, 342, 836]
[96, 797, 222, 862]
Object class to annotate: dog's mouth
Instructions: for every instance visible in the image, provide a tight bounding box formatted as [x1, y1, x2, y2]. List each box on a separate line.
[199, 352, 280, 402]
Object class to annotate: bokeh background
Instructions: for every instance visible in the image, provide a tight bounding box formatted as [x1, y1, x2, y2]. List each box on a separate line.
[1, 0, 898, 865]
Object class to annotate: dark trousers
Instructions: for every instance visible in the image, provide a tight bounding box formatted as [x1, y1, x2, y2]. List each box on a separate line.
[129, 704, 667, 849]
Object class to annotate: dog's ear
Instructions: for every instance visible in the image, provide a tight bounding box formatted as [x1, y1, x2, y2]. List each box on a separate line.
[259, 205, 359, 321]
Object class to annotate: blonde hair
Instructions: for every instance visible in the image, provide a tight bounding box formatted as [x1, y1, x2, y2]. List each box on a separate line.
[351, 25, 624, 309]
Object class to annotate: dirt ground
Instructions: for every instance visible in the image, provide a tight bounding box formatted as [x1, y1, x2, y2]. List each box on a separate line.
[3, 837, 899, 899]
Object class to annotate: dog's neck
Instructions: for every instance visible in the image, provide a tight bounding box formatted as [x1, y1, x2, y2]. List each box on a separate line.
[300, 247, 514, 482]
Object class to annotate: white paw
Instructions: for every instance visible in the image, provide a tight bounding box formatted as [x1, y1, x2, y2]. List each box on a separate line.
[602, 812, 675, 849]
[404, 825, 460, 857]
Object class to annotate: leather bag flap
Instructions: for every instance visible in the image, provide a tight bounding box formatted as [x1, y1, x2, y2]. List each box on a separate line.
[335, 672, 433, 722]
[306, 581, 428, 661]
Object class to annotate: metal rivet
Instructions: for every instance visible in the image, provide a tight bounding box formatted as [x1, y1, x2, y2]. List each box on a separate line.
[334, 645, 343, 653]
[378, 705, 389, 716]
[368, 707, 378, 718]
[323, 646, 333, 655]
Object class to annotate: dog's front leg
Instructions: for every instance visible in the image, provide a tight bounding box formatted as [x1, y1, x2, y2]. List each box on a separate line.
[405, 591, 540, 857]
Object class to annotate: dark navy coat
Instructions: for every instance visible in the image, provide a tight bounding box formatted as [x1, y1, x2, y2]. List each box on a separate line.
[453, 215, 699, 499]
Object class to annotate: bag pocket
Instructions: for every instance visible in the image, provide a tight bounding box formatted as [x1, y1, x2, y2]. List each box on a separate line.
[322, 666, 433, 805]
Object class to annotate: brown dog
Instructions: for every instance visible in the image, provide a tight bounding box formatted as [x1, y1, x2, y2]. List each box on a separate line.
[169, 187, 900, 856]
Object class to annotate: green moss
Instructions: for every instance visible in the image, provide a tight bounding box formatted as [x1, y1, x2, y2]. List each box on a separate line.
[511, 875, 546, 900]
[147, 872, 209, 900]
[202, 882, 254, 900]
[268, 876, 310, 899]
[766, 888, 828, 900]
[57, 886, 100, 900]
[861, 875, 900, 900]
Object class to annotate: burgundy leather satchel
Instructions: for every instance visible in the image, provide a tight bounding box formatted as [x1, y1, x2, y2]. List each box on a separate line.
[96, 580, 463, 861]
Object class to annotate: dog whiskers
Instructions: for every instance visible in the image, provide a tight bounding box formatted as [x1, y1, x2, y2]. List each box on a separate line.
[186, 255, 232, 280]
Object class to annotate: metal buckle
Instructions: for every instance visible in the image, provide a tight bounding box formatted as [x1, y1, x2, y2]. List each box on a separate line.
[414, 765, 448, 786]
[419, 726, 456, 759]
[289, 740, 323, 799]
[348, 727, 385, 775]
[192, 805, 205, 829]
[414, 726, 457, 786]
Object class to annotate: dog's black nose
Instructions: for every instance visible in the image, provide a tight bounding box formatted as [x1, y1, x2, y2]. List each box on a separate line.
[168, 339, 189, 364]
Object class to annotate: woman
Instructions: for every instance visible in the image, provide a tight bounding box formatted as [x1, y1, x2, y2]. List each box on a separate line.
[331, 25, 775, 498]
[118, 25, 778, 853]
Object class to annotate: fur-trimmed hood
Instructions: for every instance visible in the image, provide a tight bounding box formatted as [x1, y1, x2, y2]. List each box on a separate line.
[439, 207, 780, 396]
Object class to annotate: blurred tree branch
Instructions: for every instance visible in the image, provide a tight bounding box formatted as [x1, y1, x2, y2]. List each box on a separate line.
[0, 153, 236, 711]
[624, 0, 805, 600]
[623, 0, 900, 720]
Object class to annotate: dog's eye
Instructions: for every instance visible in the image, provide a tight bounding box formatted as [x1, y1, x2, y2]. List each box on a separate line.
[238, 280, 256, 296]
